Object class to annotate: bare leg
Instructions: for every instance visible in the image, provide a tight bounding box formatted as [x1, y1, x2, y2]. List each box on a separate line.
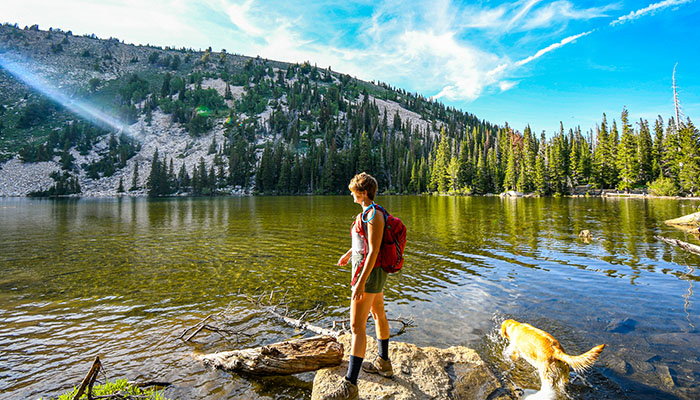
[370, 292, 390, 340]
[350, 292, 379, 357]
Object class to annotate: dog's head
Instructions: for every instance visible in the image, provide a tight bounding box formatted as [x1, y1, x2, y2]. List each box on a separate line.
[501, 319, 516, 339]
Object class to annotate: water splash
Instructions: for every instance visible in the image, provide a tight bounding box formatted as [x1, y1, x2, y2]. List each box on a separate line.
[0, 52, 136, 139]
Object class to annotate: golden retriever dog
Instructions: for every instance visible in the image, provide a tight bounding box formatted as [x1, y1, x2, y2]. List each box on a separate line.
[500, 319, 605, 399]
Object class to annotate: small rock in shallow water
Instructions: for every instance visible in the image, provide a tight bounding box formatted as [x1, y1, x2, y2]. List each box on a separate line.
[605, 317, 637, 334]
[655, 364, 676, 389]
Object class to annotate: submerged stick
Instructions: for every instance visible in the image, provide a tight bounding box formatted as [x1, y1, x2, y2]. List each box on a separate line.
[72, 356, 102, 400]
[655, 235, 700, 257]
[182, 315, 215, 341]
[267, 306, 341, 337]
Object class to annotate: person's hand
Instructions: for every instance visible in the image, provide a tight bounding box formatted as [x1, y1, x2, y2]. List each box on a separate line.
[352, 282, 365, 301]
[337, 251, 351, 266]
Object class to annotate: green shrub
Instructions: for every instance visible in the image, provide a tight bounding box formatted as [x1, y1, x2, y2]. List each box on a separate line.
[50, 378, 169, 400]
[649, 176, 679, 196]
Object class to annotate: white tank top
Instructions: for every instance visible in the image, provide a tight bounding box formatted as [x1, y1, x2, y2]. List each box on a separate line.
[351, 221, 366, 257]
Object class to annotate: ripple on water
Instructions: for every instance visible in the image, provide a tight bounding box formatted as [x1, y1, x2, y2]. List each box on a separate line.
[1, 196, 699, 399]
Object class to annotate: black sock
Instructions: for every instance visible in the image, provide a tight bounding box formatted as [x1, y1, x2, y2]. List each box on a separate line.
[378, 338, 389, 360]
[345, 355, 363, 385]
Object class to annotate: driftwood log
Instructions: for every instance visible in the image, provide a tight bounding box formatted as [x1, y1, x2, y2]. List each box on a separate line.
[196, 335, 343, 375]
[665, 212, 700, 234]
[656, 235, 700, 257]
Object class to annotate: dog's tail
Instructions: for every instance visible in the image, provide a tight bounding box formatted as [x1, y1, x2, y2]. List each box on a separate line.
[554, 344, 605, 374]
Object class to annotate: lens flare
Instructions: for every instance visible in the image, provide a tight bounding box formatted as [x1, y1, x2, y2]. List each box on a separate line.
[0, 52, 136, 139]
[195, 105, 210, 117]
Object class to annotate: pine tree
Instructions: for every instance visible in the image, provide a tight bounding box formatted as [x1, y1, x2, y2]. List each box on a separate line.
[522, 126, 535, 192]
[475, 151, 487, 194]
[130, 162, 140, 191]
[487, 147, 499, 193]
[257, 143, 275, 193]
[593, 115, 609, 188]
[457, 140, 473, 190]
[147, 148, 161, 196]
[637, 118, 653, 185]
[503, 140, 517, 191]
[278, 151, 292, 194]
[419, 156, 429, 193]
[616, 107, 638, 191]
[576, 136, 592, 184]
[569, 133, 581, 186]
[409, 160, 419, 193]
[357, 131, 371, 173]
[534, 134, 548, 195]
[429, 131, 450, 193]
[652, 116, 665, 179]
[216, 165, 226, 188]
[208, 165, 216, 193]
[549, 134, 566, 194]
[191, 164, 200, 194]
[117, 177, 124, 193]
[662, 117, 681, 181]
[161, 73, 171, 98]
[177, 162, 190, 192]
[199, 157, 208, 193]
[608, 120, 620, 187]
[516, 162, 527, 193]
[447, 157, 460, 192]
[678, 119, 700, 196]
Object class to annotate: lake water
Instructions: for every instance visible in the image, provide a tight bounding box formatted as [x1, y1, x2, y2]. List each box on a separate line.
[1, 196, 699, 399]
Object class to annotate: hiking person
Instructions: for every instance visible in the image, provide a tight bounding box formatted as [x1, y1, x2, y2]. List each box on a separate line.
[322, 172, 393, 400]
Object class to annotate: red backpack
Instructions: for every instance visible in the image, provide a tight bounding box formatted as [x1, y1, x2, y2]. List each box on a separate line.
[351, 204, 406, 285]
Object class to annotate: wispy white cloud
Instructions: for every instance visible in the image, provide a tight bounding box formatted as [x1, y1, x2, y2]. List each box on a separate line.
[523, 1, 618, 29]
[610, 0, 694, 26]
[225, 0, 262, 36]
[499, 80, 518, 92]
[514, 30, 593, 67]
[459, 0, 616, 32]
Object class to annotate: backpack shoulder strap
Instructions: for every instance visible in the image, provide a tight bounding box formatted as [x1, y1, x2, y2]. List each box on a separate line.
[373, 204, 389, 222]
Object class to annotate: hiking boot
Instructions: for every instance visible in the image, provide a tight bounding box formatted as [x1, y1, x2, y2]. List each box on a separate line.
[319, 378, 359, 400]
[362, 356, 393, 377]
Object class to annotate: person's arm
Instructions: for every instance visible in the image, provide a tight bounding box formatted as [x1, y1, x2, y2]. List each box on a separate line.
[337, 248, 352, 266]
[353, 209, 384, 300]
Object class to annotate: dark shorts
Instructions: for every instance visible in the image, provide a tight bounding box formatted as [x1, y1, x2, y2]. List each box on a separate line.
[351, 254, 388, 293]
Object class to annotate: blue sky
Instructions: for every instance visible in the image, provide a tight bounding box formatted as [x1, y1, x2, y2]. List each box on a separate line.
[3, 0, 699, 135]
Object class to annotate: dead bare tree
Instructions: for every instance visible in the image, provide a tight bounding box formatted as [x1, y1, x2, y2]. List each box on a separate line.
[673, 63, 682, 131]
[656, 235, 700, 257]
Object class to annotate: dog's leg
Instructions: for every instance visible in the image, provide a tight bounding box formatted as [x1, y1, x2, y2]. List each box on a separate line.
[529, 364, 558, 400]
[504, 342, 520, 362]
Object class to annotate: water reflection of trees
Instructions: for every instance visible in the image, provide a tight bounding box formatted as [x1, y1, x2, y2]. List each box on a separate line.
[393, 196, 700, 294]
[3, 196, 699, 311]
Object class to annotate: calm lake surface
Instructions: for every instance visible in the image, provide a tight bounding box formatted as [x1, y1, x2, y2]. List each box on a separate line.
[1, 196, 699, 399]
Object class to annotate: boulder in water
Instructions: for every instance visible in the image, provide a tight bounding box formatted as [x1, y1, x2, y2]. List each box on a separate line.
[312, 334, 515, 400]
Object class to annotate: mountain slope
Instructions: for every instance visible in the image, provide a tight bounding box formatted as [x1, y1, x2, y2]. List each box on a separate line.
[1, 23, 498, 197]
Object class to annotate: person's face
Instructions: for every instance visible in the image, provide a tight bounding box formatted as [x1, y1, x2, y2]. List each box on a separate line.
[351, 189, 367, 205]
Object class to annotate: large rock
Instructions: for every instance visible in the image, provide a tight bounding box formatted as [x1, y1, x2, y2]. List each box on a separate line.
[312, 334, 514, 400]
